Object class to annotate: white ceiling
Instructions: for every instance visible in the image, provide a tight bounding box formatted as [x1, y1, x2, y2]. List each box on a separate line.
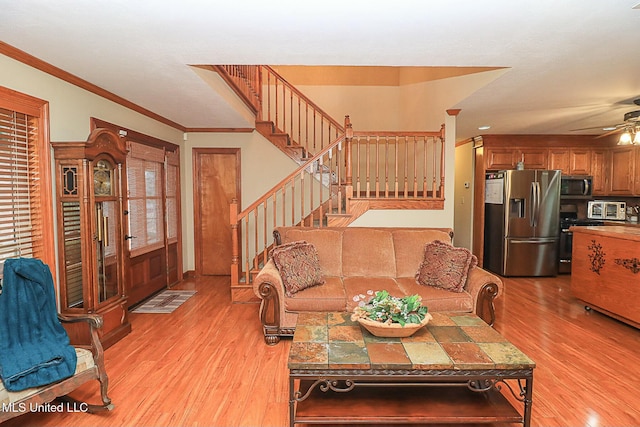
[2, 0, 640, 141]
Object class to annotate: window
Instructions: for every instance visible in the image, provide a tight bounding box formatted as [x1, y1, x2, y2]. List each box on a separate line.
[0, 87, 54, 269]
[126, 142, 165, 257]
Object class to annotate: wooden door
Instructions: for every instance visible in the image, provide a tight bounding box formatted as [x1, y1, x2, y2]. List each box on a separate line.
[193, 148, 240, 276]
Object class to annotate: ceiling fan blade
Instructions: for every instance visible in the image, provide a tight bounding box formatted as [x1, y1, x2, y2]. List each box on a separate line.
[595, 127, 625, 139]
[570, 125, 612, 132]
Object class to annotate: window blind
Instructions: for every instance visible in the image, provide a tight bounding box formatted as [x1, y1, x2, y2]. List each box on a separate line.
[127, 142, 165, 257]
[0, 107, 43, 262]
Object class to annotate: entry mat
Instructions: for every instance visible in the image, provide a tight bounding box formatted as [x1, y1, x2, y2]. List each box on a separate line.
[131, 290, 197, 314]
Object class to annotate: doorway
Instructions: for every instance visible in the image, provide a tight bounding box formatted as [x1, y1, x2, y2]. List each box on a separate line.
[193, 148, 241, 276]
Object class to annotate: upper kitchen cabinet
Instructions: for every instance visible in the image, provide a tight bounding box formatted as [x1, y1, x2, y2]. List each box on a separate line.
[549, 148, 591, 175]
[484, 148, 515, 170]
[590, 149, 608, 195]
[608, 146, 637, 195]
[485, 147, 548, 170]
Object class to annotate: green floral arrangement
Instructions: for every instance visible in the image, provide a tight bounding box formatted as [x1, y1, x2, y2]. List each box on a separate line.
[351, 290, 429, 326]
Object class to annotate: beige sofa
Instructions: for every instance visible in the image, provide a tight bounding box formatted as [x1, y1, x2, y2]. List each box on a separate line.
[253, 227, 503, 344]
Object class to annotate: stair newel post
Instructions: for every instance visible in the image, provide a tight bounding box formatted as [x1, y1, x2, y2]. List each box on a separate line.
[344, 116, 354, 212]
[230, 198, 240, 286]
[257, 65, 264, 121]
[439, 123, 446, 197]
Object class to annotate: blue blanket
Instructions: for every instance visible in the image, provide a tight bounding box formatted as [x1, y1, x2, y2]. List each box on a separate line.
[0, 258, 77, 392]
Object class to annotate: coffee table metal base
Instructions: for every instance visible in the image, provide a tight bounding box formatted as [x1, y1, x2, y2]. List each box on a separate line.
[290, 369, 533, 426]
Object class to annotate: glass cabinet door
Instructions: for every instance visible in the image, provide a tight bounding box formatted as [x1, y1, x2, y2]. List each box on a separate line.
[93, 159, 121, 304]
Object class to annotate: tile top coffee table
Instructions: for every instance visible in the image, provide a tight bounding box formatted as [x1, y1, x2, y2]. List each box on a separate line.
[288, 311, 535, 426]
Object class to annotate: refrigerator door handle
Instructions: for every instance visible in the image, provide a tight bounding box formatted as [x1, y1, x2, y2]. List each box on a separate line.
[536, 181, 541, 226]
[530, 181, 540, 227]
[529, 182, 538, 227]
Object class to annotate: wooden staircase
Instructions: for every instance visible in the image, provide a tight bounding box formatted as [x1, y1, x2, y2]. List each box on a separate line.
[214, 66, 446, 301]
[255, 120, 308, 163]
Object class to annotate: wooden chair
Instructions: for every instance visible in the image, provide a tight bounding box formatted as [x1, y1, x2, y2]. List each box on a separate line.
[0, 259, 113, 422]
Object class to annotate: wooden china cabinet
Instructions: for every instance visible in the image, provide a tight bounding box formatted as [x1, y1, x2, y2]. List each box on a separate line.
[52, 128, 131, 348]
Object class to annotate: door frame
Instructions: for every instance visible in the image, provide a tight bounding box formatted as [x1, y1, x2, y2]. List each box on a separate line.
[192, 147, 241, 276]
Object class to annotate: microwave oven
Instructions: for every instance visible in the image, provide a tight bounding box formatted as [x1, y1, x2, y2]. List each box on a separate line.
[587, 201, 626, 220]
[560, 175, 592, 199]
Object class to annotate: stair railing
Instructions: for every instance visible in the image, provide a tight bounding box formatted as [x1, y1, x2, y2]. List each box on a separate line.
[349, 125, 445, 204]
[230, 129, 347, 287]
[215, 65, 344, 159]
[260, 66, 344, 158]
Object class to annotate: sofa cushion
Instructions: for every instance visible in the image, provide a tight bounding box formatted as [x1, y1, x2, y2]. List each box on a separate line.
[278, 228, 343, 277]
[0, 347, 94, 406]
[343, 277, 405, 311]
[342, 228, 396, 277]
[284, 276, 346, 312]
[392, 229, 453, 277]
[270, 241, 325, 297]
[396, 277, 473, 313]
[415, 240, 478, 292]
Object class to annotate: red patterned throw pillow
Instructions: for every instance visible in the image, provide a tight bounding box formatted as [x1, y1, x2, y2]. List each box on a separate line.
[270, 241, 325, 297]
[415, 240, 478, 292]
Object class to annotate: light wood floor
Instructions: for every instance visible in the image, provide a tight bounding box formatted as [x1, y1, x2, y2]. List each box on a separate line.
[4, 274, 640, 426]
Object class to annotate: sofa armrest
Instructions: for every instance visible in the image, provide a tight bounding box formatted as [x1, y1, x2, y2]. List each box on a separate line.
[464, 267, 503, 326]
[253, 259, 287, 344]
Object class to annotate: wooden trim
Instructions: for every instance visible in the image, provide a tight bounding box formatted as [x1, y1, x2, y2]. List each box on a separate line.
[184, 127, 255, 133]
[192, 148, 241, 277]
[91, 118, 180, 151]
[0, 41, 185, 131]
[0, 86, 56, 281]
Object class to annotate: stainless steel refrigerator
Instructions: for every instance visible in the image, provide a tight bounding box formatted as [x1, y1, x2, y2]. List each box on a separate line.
[483, 169, 561, 277]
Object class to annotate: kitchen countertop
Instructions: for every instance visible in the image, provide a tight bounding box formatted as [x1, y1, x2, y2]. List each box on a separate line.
[603, 220, 640, 227]
[570, 225, 640, 242]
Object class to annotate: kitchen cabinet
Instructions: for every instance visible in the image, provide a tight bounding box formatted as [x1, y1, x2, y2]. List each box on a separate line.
[590, 149, 608, 195]
[548, 149, 570, 174]
[569, 149, 591, 174]
[52, 128, 131, 348]
[485, 148, 516, 170]
[518, 148, 548, 169]
[485, 147, 548, 170]
[549, 148, 591, 175]
[608, 146, 636, 195]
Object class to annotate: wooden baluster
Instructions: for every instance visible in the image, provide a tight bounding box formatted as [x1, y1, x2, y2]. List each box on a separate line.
[253, 209, 258, 271]
[413, 136, 418, 199]
[300, 171, 305, 226]
[281, 81, 286, 134]
[230, 199, 239, 286]
[376, 137, 381, 198]
[384, 136, 391, 198]
[297, 97, 301, 155]
[439, 136, 445, 198]
[423, 137, 428, 198]
[355, 137, 361, 198]
[281, 186, 286, 227]
[365, 137, 370, 198]
[262, 201, 267, 262]
[403, 136, 408, 198]
[318, 157, 324, 227]
[244, 216, 250, 284]
[290, 180, 295, 226]
[344, 117, 352, 189]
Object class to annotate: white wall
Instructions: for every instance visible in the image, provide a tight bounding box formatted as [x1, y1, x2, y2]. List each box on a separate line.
[453, 140, 474, 249]
[0, 55, 182, 142]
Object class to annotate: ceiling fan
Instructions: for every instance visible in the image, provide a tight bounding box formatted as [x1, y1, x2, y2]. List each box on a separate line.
[571, 98, 640, 143]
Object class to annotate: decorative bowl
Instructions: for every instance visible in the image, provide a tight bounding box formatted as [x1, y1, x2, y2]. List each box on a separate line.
[354, 312, 433, 338]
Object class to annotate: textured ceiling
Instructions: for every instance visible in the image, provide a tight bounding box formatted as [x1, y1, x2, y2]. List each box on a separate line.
[2, 0, 640, 141]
